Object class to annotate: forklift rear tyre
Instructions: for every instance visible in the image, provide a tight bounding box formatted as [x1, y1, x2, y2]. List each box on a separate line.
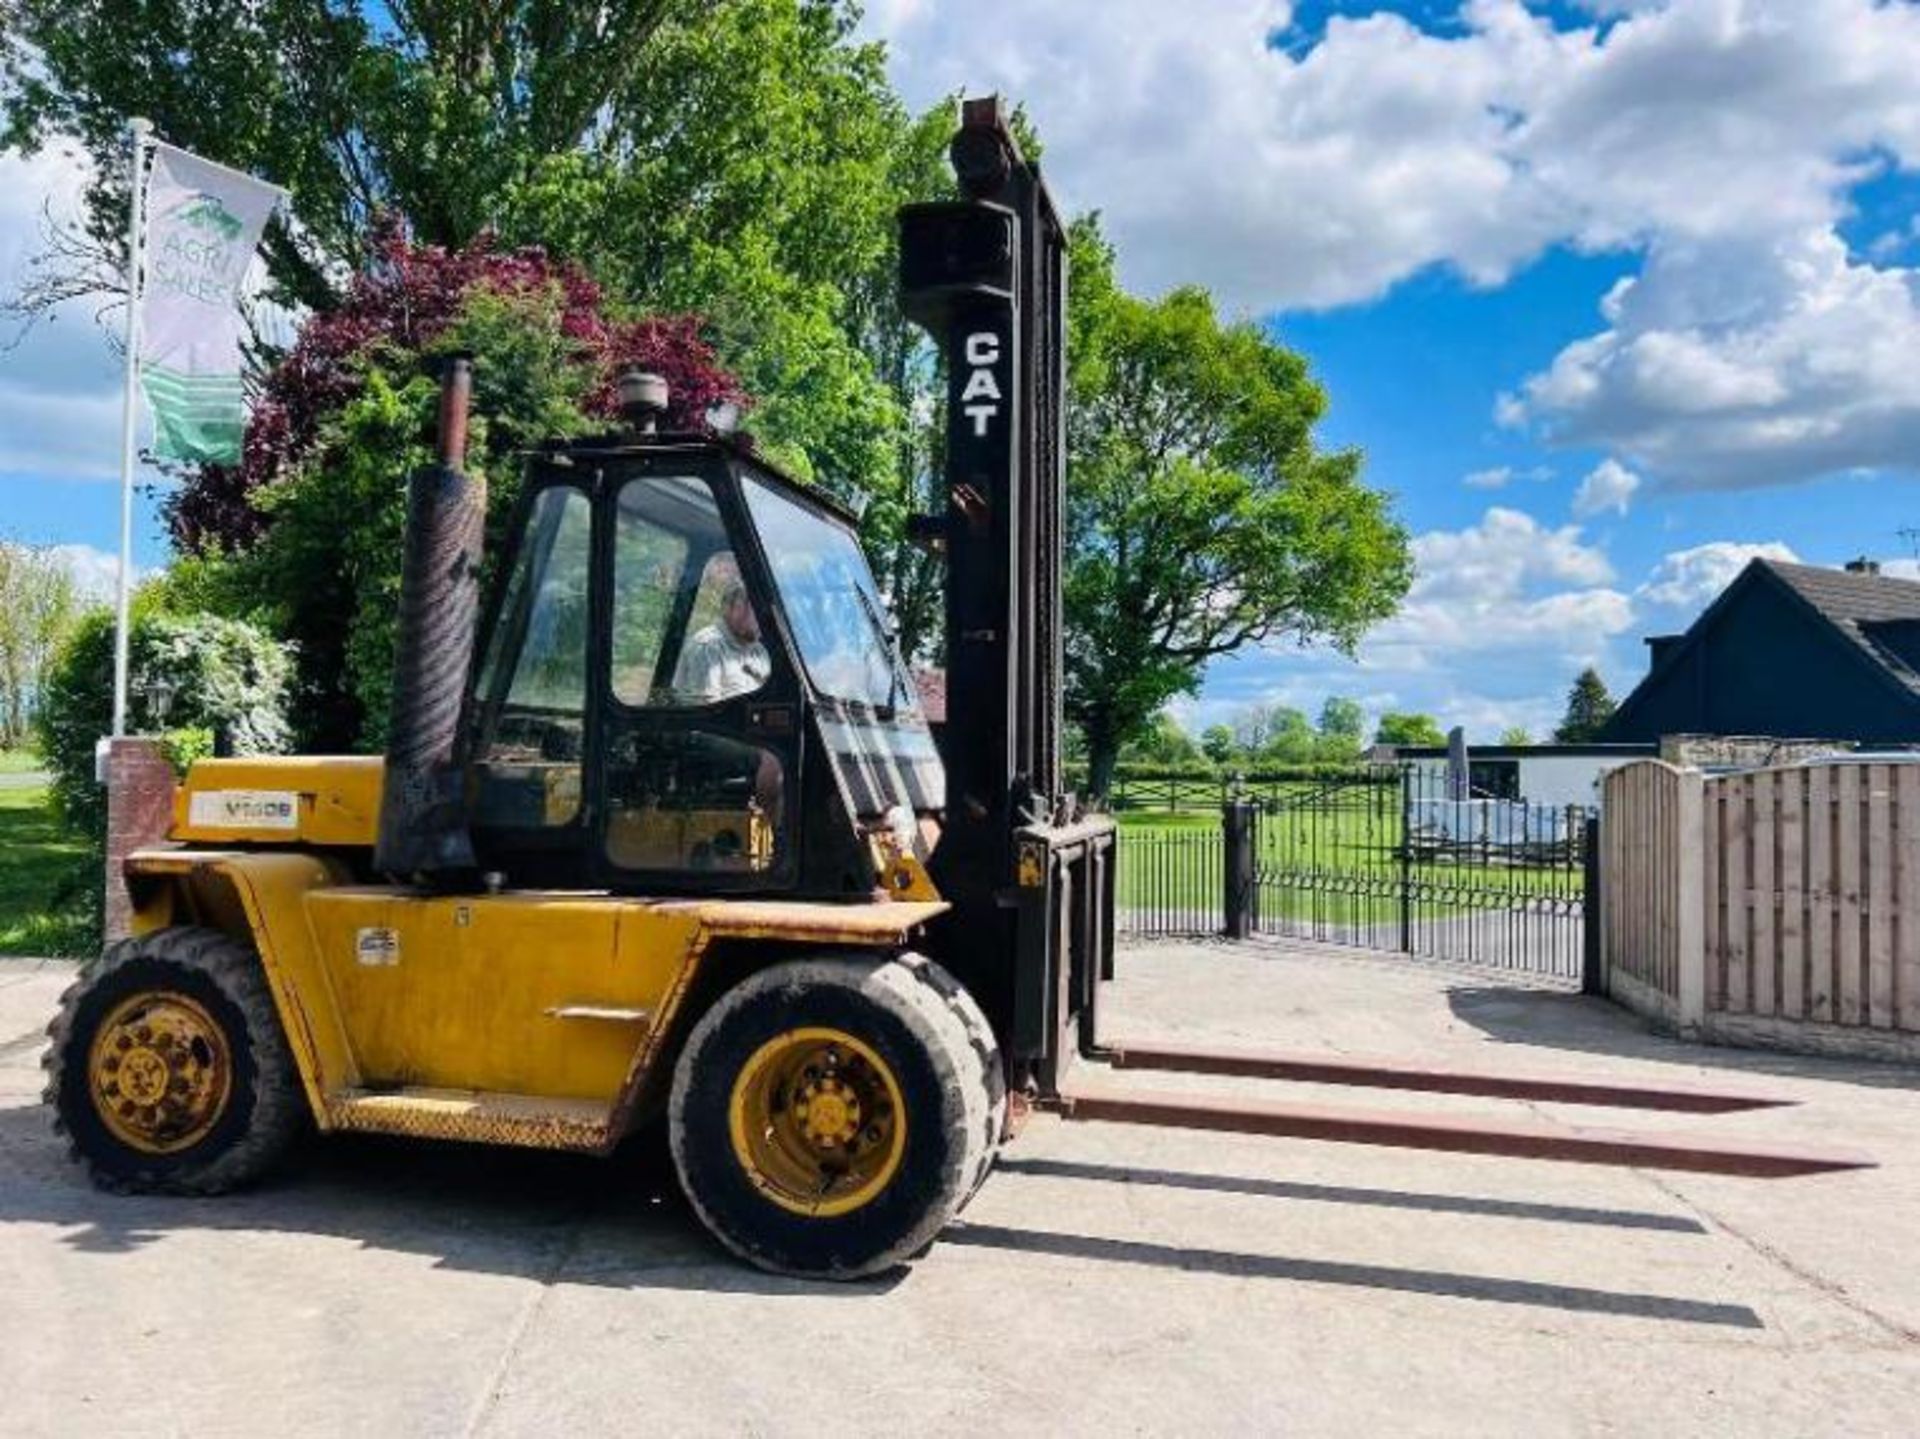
[669, 952, 997, 1279]
[44, 927, 302, 1195]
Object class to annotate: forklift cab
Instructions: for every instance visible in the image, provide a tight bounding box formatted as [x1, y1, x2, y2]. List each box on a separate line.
[463, 436, 944, 900]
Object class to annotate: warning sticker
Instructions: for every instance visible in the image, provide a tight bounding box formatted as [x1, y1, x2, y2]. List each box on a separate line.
[355, 928, 401, 967]
[187, 789, 300, 830]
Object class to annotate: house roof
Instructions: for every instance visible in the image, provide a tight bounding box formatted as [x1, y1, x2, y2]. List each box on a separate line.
[1763, 561, 1920, 700]
[1609, 559, 1920, 738]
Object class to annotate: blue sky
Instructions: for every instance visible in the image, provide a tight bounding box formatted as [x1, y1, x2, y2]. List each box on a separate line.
[7, 0, 1920, 740]
[868, 0, 1920, 738]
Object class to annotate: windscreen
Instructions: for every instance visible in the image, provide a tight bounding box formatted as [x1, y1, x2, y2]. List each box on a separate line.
[740, 470, 944, 814]
[741, 475, 917, 714]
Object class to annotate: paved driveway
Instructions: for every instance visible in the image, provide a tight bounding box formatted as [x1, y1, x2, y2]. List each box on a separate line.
[3, 943, 1918, 1436]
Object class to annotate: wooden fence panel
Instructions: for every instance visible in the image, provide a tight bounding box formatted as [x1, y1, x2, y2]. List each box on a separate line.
[1601, 762, 1691, 1006]
[1808, 765, 1833, 1022]
[1778, 767, 1805, 1020]
[1712, 780, 1728, 1006]
[1837, 765, 1863, 1027]
[1750, 770, 1776, 1018]
[1869, 765, 1893, 1029]
[1900, 766, 1920, 1031]
[1612, 760, 1920, 1040]
[1723, 774, 1749, 1015]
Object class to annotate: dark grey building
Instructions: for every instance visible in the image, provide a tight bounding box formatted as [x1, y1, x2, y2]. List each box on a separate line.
[1604, 559, 1920, 745]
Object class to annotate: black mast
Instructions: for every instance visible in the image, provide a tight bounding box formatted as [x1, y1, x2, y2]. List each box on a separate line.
[900, 96, 1072, 1052]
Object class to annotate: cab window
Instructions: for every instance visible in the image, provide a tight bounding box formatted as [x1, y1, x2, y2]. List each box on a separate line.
[471, 485, 592, 828]
[612, 476, 770, 707]
[605, 472, 785, 877]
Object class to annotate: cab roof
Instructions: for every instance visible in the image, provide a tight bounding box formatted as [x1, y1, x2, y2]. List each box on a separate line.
[531, 430, 862, 528]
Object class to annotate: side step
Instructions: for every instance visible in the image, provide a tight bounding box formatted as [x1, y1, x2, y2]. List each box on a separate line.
[1097, 1039, 1792, 1113]
[1051, 1085, 1873, 1178]
[325, 1088, 613, 1153]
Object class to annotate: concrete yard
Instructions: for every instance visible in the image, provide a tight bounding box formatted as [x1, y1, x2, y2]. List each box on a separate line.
[3, 942, 1918, 1437]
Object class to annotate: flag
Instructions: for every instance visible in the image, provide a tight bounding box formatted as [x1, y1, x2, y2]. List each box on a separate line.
[138, 143, 282, 464]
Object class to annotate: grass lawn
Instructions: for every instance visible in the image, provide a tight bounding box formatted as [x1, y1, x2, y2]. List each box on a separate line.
[0, 781, 95, 957]
[1115, 803, 1585, 927]
[0, 748, 48, 775]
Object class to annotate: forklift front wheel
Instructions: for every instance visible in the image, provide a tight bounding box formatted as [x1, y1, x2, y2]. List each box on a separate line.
[668, 952, 997, 1279]
[44, 927, 303, 1195]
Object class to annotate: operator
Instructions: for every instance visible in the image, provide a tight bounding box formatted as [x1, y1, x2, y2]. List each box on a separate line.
[667, 568, 783, 864]
[673, 573, 770, 703]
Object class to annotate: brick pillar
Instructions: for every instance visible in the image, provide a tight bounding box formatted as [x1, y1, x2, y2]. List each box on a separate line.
[104, 737, 176, 943]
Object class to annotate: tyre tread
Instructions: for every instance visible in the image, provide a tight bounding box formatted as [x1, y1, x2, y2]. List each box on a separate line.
[668, 951, 996, 1279]
[43, 926, 302, 1195]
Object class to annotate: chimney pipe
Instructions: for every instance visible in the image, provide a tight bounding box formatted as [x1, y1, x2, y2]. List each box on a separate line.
[435, 354, 472, 467]
[1845, 556, 1881, 576]
[375, 354, 485, 882]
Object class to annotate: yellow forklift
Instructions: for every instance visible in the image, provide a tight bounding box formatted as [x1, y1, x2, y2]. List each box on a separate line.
[47, 100, 1866, 1278]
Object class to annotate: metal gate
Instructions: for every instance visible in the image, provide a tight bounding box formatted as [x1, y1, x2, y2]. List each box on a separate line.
[1252, 767, 1591, 981]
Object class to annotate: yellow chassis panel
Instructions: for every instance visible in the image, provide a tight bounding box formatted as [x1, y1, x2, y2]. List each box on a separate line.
[123, 849, 946, 1154]
[170, 756, 383, 847]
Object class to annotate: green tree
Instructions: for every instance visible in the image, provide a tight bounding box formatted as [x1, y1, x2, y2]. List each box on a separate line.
[2, 0, 677, 311]
[1200, 723, 1236, 766]
[1260, 708, 1318, 765]
[569, 2, 909, 511]
[0, 542, 79, 748]
[1121, 711, 1202, 767]
[1375, 712, 1446, 748]
[1316, 696, 1365, 761]
[240, 280, 612, 747]
[8, 1, 944, 652]
[37, 604, 294, 837]
[1064, 223, 1411, 795]
[1498, 726, 1533, 746]
[1554, 667, 1617, 743]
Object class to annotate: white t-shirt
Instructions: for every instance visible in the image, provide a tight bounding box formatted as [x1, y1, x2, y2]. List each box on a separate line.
[674, 623, 769, 702]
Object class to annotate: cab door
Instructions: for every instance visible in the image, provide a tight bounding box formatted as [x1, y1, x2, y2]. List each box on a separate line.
[467, 479, 599, 886]
[596, 466, 802, 891]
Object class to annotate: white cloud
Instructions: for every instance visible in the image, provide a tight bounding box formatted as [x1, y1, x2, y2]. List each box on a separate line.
[45, 542, 137, 602]
[0, 145, 127, 481]
[1463, 463, 1552, 490]
[0, 370, 123, 478]
[868, 0, 1920, 313]
[0, 143, 91, 284]
[1204, 523, 1816, 740]
[1405, 505, 1615, 600]
[1637, 539, 1798, 610]
[871, 0, 1920, 489]
[1512, 228, 1920, 488]
[1572, 457, 1641, 518]
[1334, 506, 1631, 711]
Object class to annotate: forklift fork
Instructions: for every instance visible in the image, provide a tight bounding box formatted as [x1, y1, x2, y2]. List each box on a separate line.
[1008, 822, 1873, 1181]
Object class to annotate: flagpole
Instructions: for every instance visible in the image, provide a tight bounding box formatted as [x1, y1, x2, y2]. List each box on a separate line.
[110, 116, 152, 740]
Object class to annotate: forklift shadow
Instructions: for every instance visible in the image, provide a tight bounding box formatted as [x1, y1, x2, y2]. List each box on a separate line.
[0, 1105, 1759, 1324]
[0, 1103, 904, 1297]
[942, 1222, 1763, 1329]
[993, 1156, 1709, 1234]
[1447, 985, 1920, 1092]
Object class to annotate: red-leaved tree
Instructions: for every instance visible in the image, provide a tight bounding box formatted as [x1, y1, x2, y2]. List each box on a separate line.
[168, 219, 746, 553]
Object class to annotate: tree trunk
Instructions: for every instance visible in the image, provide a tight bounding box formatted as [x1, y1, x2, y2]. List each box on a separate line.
[1087, 737, 1119, 803]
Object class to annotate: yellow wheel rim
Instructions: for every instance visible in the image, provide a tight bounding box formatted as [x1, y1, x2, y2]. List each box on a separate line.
[86, 991, 234, 1155]
[727, 1026, 908, 1218]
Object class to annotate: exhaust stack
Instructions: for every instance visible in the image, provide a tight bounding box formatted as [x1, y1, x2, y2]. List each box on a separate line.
[375, 354, 485, 882]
